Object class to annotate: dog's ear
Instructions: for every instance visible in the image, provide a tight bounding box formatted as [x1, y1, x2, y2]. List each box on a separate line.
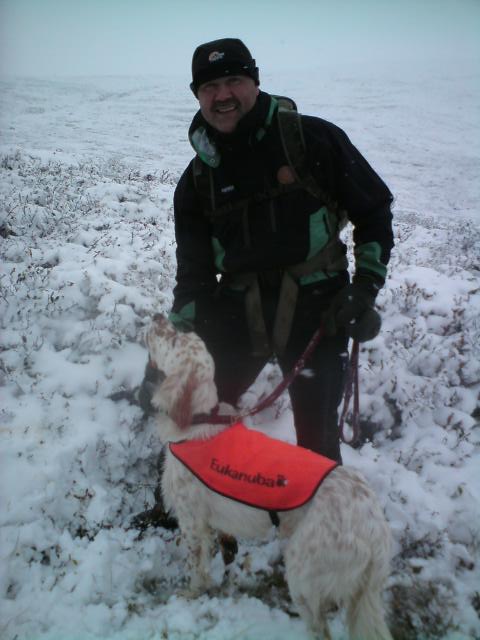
[145, 314, 178, 372]
[153, 370, 196, 430]
[169, 371, 196, 430]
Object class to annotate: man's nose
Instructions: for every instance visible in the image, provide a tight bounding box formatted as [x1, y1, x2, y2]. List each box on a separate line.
[214, 82, 234, 101]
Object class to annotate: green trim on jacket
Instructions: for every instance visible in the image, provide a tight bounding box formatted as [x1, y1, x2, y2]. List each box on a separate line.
[354, 241, 387, 280]
[168, 301, 196, 331]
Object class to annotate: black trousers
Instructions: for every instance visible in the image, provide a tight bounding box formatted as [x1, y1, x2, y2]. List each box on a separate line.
[194, 280, 349, 462]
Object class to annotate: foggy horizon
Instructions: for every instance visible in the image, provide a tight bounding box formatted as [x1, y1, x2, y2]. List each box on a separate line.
[1, 0, 479, 79]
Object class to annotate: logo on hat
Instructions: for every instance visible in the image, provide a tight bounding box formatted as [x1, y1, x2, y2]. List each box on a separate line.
[208, 51, 225, 63]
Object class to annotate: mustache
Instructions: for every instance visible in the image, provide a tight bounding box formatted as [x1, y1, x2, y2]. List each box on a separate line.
[212, 99, 240, 110]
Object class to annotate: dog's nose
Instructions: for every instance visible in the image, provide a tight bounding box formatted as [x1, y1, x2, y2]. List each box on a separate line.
[147, 358, 166, 384]
[153, 368, 166, 384]
[146, 359, 166, 383]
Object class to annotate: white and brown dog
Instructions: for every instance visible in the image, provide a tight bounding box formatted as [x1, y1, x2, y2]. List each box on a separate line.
[146, 314, 392, 640]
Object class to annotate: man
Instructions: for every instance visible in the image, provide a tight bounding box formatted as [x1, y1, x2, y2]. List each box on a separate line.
[142, 38, 394, 463]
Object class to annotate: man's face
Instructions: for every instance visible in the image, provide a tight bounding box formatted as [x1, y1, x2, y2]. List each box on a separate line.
[197, 75, 259, 134]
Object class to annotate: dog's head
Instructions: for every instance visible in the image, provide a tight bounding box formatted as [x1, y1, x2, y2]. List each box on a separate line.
[145, 314, 218, 436]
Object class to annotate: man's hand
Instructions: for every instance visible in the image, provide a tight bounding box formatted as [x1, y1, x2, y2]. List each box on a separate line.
[325, 280, 381, 342]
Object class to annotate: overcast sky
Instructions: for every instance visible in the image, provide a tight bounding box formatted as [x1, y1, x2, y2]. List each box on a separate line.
[1, 0, 479, 79]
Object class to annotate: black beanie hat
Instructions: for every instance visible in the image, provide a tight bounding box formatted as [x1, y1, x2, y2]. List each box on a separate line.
[190, 38, 259, 96]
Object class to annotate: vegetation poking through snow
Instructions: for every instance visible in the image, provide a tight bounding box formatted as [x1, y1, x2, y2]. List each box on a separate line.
[1, 66, 479, 640]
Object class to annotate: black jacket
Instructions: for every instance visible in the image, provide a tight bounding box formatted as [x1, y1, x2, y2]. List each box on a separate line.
[170, 91, 393, 326]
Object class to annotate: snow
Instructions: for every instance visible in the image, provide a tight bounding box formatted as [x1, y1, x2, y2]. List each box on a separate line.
[1, 68, 479, 639]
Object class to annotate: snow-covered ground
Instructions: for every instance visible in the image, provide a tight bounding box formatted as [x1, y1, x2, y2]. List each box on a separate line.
[1, 68, 479, 639]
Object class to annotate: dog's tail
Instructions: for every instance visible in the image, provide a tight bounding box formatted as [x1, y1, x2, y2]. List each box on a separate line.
[346, 558, 392, 640]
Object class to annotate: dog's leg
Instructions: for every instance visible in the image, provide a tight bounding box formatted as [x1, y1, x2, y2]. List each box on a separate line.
[180, 520, 215, 597]
[346, 568, 392, 640]
[289, 593, 332, 640]
[346, 521, 392, 640]
[284, 517, 340, 639]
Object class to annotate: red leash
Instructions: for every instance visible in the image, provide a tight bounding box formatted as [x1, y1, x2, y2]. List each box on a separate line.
[193, 327, 362, 446]
[242, 324, 328, 419]
[338, 339, 360, 444]
[193, 325, 327, 425]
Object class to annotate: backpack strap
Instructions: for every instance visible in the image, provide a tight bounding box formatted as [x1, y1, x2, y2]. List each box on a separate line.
[276, 109, 339, 213]
[193, 155, 216, 212]
[277, 109, 309, 182]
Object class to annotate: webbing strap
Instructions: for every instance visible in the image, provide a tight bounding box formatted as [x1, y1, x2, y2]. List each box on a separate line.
[203, 182, 304, 219]
[288, 237, 348, 279]
[244, 274, 271, 356]
[231, 238, 348, 356]
[269, 511, 280, 527]
[272, 271, 299, 355]
[272, 239, 347, 355]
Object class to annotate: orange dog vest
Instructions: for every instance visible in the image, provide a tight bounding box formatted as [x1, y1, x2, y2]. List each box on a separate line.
[169, 423, 338, 512]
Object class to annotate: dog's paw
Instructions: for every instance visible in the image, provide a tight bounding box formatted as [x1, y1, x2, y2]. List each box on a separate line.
[177, 573, 214, 599]
[176, 586, 205, 600]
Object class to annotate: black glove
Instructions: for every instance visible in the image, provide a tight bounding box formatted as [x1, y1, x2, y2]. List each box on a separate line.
[138, 360, 165, 415]
[325, 279, 382, 342]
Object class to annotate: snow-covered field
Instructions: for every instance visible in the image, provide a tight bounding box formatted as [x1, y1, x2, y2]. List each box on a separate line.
[1, 68, 479, 639]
